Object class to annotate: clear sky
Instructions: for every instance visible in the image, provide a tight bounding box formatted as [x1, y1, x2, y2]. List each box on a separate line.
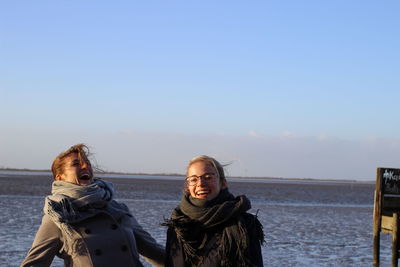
[1, 1, 399, 180]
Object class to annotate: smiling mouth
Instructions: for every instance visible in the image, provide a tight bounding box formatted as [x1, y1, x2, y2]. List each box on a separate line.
[196, 190, 210, 197]
[79, 174, 91, 180]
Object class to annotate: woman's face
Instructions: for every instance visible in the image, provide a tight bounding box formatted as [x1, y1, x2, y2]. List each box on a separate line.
[56, 153, 93, 186]
[186, 161, 226, 200]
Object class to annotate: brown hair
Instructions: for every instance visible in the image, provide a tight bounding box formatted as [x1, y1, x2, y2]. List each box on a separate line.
[51, 144, 91, 179]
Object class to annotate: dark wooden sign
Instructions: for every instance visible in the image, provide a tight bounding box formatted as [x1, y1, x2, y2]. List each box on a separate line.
[373, 167, 400, 267]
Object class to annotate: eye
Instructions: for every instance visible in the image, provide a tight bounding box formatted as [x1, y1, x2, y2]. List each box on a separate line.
[204, 175, 212, 180]
[188, 177, 198, 184]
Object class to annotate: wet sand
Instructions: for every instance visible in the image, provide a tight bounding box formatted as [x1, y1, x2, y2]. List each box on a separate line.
[1, 174, 391, 267]
[0, 174, 375, 204]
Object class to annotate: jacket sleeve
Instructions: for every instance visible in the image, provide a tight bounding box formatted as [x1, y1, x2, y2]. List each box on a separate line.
[130, 215, 166, 267]
[246, 215, 264, 267]
[249, 231, 264, 267]
[21, 215, 63, 267]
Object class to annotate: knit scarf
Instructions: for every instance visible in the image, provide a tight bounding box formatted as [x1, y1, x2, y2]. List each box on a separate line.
[44, 179, 130, 255]
[166, 188, 264, 267]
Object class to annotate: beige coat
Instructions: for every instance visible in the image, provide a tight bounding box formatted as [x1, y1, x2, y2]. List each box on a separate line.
[21, 201, 165, 267]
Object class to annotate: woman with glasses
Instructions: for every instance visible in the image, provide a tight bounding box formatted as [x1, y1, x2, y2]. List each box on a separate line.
[21, 144, 165, 267]
[164, 155, 264, 267]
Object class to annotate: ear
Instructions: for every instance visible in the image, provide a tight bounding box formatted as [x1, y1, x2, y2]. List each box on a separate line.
[55, 174, 62, 181]
[220, 178, 227, 189]
[184, 184, 190, 193]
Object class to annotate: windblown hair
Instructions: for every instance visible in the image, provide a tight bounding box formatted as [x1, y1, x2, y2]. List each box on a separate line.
[186, 155, 227, 181]
[51, 144, 91, 180]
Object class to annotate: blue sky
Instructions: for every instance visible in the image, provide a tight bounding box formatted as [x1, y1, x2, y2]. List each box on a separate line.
[1, 1, 399, 180]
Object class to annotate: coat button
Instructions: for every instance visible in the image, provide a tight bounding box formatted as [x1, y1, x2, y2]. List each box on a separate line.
[121, 245, 128, 252]
[94, 249, 102, 255]
[111, 224, 118, 230]
[84, 228, 91, 234]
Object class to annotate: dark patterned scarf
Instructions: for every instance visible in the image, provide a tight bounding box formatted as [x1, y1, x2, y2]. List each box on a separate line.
[166, 188, 264, 267]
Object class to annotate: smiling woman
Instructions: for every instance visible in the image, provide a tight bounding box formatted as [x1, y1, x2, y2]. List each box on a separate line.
[21, 144, 165, 267]
[185, 160, 226, 200]
[51, 144, 94, 185]
[164, 155, 265, 267]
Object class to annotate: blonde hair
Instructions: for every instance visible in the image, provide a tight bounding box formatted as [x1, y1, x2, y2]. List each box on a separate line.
[51, 144, 91, 180]
[186, 155, 226, 180]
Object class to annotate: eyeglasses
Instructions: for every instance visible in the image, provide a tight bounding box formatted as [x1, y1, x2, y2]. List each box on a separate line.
[185, 173, 217, 186]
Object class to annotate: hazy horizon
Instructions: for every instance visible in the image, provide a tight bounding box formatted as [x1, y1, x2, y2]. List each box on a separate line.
[0, 166, 373, 182]
[2, 128, 399, 181]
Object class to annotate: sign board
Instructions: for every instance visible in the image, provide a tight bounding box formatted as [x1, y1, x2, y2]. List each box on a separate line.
[382, 168, 400, 195]
[373, 167, 400, 267]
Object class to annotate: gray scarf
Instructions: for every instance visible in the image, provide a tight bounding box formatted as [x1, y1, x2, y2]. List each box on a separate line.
[44, 179, 129, 254]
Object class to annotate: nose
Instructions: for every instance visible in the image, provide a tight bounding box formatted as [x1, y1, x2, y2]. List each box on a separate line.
[197, 177, 206, 186]
[81, 161, 88, 169]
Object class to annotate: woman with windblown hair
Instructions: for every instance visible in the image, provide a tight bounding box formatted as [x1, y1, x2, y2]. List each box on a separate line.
[164, 155, 264, 267]
[21, 144, 165, 267]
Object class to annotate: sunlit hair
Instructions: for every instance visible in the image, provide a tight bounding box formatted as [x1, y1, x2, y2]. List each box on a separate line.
[184, 155, 228, 193]
[186, 155, 227, 181]
[51, 144, 91, 180]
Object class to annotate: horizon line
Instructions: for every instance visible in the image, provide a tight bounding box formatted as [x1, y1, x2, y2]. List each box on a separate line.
[0, 167, 373, 183]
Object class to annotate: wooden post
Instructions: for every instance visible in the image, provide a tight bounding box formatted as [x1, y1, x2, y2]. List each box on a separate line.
[393, 213, 399, 267]
[373, 191, 380, 266]
[374, 168, 383, 266]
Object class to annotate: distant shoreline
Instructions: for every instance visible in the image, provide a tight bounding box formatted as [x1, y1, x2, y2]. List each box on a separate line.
[0, 168, 373, 183]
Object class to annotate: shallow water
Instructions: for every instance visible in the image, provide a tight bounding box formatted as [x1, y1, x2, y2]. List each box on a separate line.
[0, 174, 393, 266]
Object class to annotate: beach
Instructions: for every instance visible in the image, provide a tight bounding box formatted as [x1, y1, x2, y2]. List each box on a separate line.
[0, 173, 392, 266]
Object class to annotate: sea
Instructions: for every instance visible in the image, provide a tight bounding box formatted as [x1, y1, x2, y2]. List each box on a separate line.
[0, 171, 392, 266]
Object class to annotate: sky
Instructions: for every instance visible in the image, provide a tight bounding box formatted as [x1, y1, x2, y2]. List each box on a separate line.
[1, 1, 399, 180]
